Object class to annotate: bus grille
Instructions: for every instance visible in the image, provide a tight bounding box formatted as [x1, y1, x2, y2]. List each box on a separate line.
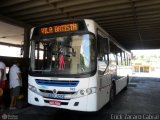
[39, 89, 76, 100]
[39, 89, 75, 94]
[35, 79, 79, 87]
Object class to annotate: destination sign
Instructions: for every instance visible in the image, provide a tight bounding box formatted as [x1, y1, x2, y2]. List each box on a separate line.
[40, 23, 78, 35]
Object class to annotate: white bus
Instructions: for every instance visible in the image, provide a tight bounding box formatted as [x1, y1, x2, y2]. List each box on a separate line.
[28, 19, 131, 112]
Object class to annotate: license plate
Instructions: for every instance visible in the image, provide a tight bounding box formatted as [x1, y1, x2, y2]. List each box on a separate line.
[49, 100, 61, 106]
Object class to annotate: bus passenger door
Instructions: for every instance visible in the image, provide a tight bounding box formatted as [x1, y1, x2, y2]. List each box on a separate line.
[97, 34, 111, 107]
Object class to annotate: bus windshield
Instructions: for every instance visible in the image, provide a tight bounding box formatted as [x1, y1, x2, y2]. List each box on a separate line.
[30, 34, 96, 76]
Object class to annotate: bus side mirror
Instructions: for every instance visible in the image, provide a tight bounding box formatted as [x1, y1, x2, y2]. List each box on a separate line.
[72, 48, 76, 57]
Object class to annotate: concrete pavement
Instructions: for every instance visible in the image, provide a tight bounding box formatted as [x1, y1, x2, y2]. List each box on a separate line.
[1, 77, 160, 120]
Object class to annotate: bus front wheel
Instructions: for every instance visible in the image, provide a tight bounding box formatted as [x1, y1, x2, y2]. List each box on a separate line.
[124, 76, 129, 90]
[108, 82, 115, 107]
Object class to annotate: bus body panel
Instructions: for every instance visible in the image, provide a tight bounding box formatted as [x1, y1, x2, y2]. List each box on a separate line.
[28, 90, 89, 111]
[28, 19, 131, 112]
[28, 74, 99, 112]
[115, 77, 127, 95]
[97, 73, 112, 110]
[84, 19, 96, 34]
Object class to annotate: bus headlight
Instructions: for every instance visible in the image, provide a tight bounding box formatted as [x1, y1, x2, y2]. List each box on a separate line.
[80, 89, 85, 95]
[86, 88, 93, 94]
[28, 84, 38, 93]
[71, 87, 96, 99]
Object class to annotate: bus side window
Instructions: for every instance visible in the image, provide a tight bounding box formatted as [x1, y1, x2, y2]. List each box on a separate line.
[109, 41, 117, 66]
[122, 52, 126, 66]
[97, 34, 109, 74]
[116, 48, 122, 66]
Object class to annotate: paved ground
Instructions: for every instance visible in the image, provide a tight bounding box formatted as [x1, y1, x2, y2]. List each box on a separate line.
[1, 77, 160, 120]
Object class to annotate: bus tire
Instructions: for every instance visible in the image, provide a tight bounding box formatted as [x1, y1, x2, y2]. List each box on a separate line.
[124, 76, 129, 90]
[108, 82, 116, 107]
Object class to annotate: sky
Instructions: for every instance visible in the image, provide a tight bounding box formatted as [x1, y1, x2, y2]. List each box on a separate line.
[131, 49, 160, 56]
[0, 45, 22, 57]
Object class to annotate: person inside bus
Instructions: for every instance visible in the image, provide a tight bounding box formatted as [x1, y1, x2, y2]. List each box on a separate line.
[9, 61, 22, 110]
[59, 45, 65, 70]
[0, 60, 7, 111]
